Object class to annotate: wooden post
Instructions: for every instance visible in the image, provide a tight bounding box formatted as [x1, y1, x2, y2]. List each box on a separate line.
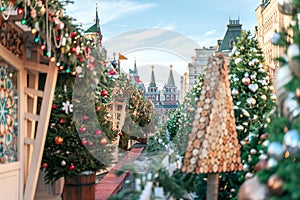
[207, 173, 219, 200]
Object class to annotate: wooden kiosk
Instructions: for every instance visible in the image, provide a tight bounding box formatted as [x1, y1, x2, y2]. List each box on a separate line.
[0, 12, 58, 200]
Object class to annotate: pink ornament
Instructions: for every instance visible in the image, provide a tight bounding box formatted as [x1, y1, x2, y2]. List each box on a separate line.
[76, 46, 80, 55]
[88, 141, 93, 146]
[95, 129, 102, 135]
[58, 22, 64, 30]
[81, 139, 87, 145]
[82, 115, 89, 121]
[30, 9, 37, 18]
[79, 126, 86, 132]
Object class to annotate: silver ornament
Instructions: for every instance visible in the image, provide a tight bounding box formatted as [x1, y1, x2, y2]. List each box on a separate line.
[250, 72, 257, 80]
[242, 109, 250, 117]
[277, 0, 294, 15]
[238, 176, 270, 200]
[259, 154, 268, 160]
[287, 43, 300, 58]
[232, 88, 239, 96]
[271, 32, 281, 45]
[267, 158, 278, 168]
[243, 164, 249, 171]
[61, 160, 66, 166]
[283, 129, 300, 155]
[287, 44, 300, 77]
[267, 142, 285, 160]
[262, 140, 270, 147]
[275, 65, 292, 104]
[236, 125, 245, 131]
[283, 93, 300, 120]
[248, 84, 259, 93]
[247, 97, 256, 106]
[250, 149, 257, 155]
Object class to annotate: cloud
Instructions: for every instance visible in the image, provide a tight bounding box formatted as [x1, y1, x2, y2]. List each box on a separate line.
[67, 0, 156, 28]
[152, 22, 176, 30]
[204, 29, 218, 36]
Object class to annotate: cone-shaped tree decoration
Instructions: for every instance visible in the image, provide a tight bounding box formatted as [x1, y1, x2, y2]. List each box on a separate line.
[181, 54, 242, 200]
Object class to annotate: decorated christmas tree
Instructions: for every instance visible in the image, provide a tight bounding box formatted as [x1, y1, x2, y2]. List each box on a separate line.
[41, 36, 119, 183]
[226, 30, 275, 197]
[238, 1, 300, 199]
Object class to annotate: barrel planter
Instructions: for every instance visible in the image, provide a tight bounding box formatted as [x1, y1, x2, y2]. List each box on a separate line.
[62, 171, 96, 200]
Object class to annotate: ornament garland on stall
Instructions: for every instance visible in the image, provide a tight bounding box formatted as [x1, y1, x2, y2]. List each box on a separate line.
[0, 0, 91, 75]
[238, 1, 300, 199]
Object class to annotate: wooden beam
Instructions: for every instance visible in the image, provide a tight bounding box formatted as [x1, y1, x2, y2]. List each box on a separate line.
[24, 88, 44, 98]
[0, 45, 23, 71]
[24, 61, 49, 73]
[24, 138, 35, 145]
[23, 63, 58, 200]
[24, 113, 40, 122]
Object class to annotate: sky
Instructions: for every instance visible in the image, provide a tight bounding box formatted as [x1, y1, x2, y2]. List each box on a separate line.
[67, 0, 261, 88]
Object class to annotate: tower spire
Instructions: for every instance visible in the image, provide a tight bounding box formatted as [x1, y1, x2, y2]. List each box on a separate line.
[134, 57, 138, 75]
[95, 3, 102, 44]
[167, 64, 175, 87]
[149, 65, 156, 87]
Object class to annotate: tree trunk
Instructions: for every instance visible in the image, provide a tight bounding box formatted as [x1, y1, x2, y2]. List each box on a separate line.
[207, 173, 219, 200]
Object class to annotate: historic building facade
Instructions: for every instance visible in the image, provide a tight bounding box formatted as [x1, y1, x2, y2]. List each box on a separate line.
[181, 18, 242, 97]
[186, 46, 217, 91]
[144, 65, 179, 122]
[255, 0, 291, 81]
[217, 18, 242, 55]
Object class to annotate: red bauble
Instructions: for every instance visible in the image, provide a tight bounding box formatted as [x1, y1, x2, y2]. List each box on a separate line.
[52, 104, 57, 109]
[101, 90, 108, 97]
[88, 141, 93, 146]
[95, 129, 102, 135]
[54, 136, 64, 145]
[118, 132, 122, 136]
[70, 47, 76, 53]
[96, 106, 101, 111]
[59, 118, 66, 124]
[42, 162, 48, 168]
[82, 115, 89, 121]
[69, 164, 75, 171]
[81, 139, 87, 145]
[70, 32, 77, 38]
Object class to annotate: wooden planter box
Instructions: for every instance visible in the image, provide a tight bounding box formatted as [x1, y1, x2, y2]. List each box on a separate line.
[62, 171, 96, 200]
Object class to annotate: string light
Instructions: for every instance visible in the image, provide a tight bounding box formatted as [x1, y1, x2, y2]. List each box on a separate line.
[21, 18, 27, 25]
[34, 32, 40, 43]
[17, 7, 24, 15]
[31, 28, 37, 34]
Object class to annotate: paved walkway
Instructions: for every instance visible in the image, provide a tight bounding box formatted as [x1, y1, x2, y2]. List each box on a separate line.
[95, 147, 145, 200]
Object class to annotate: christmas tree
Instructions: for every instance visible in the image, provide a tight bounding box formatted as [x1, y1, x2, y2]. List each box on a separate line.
[244, 1, 300, 199]
[227, 30, 275, 198]
[41, 38, 118, 183]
